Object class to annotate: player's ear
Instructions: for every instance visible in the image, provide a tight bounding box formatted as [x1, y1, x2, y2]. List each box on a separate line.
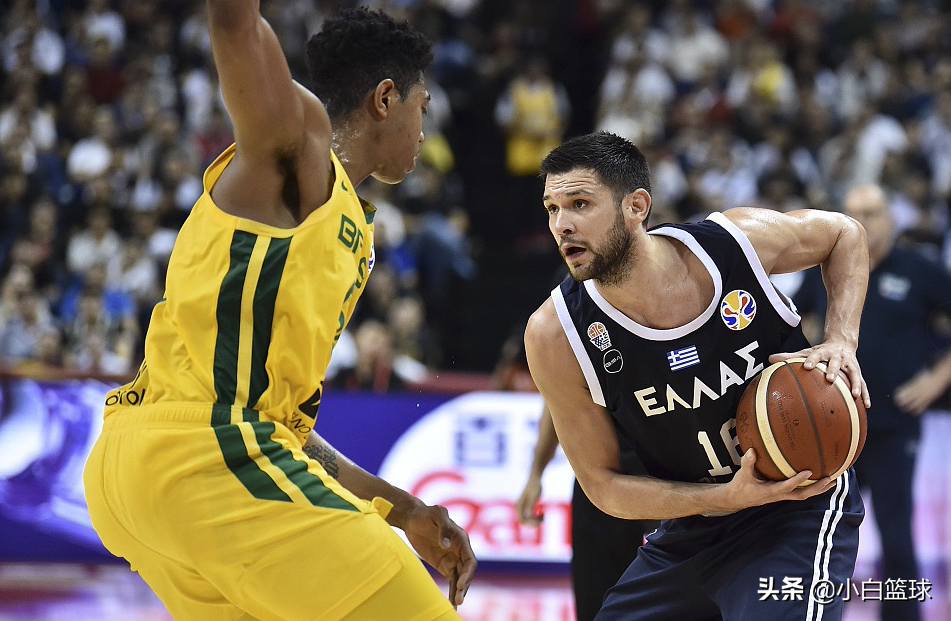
[625, 189, 651, 225]
[369, 79, 397, 121]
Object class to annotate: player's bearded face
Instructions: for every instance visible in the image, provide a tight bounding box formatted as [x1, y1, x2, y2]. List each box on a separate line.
[565, 204, 635, 286]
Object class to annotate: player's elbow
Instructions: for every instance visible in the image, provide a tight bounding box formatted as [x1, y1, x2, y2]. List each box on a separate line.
[830, 211, 867, 248]
[579, 474, 628, 519]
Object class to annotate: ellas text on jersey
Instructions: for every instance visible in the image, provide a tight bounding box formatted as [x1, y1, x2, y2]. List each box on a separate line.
[633, 341, 763, 417]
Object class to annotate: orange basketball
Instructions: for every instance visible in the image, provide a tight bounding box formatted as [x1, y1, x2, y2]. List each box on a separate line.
[735, 358, 867, 485]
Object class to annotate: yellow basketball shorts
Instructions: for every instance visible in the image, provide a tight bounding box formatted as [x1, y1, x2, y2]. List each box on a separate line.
[83, 403, 460, 621]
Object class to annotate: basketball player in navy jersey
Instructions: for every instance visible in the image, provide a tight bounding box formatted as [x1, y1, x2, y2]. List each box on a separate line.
[525, 132, 871, 621]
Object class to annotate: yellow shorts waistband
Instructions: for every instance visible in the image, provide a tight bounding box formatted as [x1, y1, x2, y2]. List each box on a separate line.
[103, 402, 265, 429]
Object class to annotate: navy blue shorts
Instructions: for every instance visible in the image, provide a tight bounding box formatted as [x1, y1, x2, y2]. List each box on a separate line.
[596, 469, 864, 621]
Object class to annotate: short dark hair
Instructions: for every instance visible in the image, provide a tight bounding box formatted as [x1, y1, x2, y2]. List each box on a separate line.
[306, 8, 433, 120]
[541, 132, 652, 223]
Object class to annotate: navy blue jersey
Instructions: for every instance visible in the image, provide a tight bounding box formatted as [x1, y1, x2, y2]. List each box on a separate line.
[553, 213, 809, 484]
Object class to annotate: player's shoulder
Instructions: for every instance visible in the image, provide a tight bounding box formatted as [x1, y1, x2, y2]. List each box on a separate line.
[526, 298, 558, 337]
[712, 206, 780, 234]
[525, 298, 567, 352]
[294, 81, 332, 140]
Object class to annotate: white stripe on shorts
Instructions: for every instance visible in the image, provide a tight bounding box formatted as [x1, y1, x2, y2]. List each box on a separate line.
[806, 472, 848, 621]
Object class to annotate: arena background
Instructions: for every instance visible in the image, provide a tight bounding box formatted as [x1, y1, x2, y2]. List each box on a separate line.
[1, 0, 950, 619]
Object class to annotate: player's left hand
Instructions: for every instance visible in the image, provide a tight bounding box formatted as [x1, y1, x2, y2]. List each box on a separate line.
[402, 503, 477, 607]
[770, 340, 870, 408]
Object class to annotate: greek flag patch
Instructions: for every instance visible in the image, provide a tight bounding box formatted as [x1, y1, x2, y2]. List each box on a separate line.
[667, 346, 700, 371]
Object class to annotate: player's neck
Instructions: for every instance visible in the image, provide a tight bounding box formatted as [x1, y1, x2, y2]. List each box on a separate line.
[594, 235, 709, 329]
[331, 121, 375, 188]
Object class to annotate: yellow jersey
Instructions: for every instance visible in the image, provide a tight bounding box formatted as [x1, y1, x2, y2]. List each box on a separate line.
[104, 145, 375, 444]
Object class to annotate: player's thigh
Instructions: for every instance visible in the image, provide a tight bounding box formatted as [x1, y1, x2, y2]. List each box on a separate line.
[596, 539, 721, 621]
[135, 551, 255, 621]
[85, 430, 251, 621]
[340, 535, 459, 621]
[710, 480, 861, 621]
[101, 516, 250, 621]
[202, 500, 429, 621]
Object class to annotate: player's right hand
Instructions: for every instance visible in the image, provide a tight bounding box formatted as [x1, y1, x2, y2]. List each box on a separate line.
[402, 503, 477, 607]
[515, 475, 544, 525]
[721, 449, 836, 512]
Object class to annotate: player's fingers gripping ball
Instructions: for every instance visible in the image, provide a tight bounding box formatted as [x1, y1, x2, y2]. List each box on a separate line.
[736, 357, 867, 485]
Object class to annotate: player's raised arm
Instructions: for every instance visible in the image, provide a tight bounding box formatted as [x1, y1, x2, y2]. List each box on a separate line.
[524, 300, 833, 520]
[718, 207, 870, 406]
[207, 0, 329, 160]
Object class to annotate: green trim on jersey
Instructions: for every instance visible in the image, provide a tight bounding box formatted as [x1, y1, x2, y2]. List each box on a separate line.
[213, 231, 256, 405]
[248, 237, 292, 408]
[209, 232, 358, 510]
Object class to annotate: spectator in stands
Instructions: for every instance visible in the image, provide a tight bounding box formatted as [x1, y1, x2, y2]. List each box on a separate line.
[1, 5, 65, 77]
[597, 44, 674, 144]
[9, 197, 63, 293]
[495, 55, 570, 244]
[62, 285, 136, 376]
[0, 281, 55, 367]
[106, 237, 160, 309]
[192, 105, 233, 168]
[84, 35, 126, 105]
[664, 3, 729, 88]
[837, 38, 890, 121]
[128, 209, 177, 265]
[0, 170, 34, 273]
[131, 147, 201, 223]
[66, 204, 121, 277]
[82, 0, 126, 54]
[607, 4, 669, 69]
[0, 81, 56, 157]
[388, 294, 439, 373]
[329, 320, 407, 392]
[496, 55, 569, 178]
[0, 264, 34, 327]
[57, 263, 135, 330]
[65, 106, 120, 184]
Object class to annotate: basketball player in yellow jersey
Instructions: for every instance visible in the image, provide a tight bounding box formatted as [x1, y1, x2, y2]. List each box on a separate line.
[83, 4, 475, 620]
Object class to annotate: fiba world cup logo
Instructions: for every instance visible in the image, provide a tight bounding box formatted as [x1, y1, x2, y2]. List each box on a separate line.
[720, 290, 756, 331]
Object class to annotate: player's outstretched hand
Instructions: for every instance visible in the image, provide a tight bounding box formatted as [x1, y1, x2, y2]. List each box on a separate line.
[402, 503, 477, 607]
[516, 475, 544, 526]
[721, 449, 836, 512]
[769, 340, 870, 408]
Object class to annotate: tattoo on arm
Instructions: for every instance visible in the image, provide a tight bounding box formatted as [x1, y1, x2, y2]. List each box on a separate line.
[303, 443, 339, 479]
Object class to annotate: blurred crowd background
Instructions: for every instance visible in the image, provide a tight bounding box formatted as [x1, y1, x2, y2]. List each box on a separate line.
[3, 0, 951, 387]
